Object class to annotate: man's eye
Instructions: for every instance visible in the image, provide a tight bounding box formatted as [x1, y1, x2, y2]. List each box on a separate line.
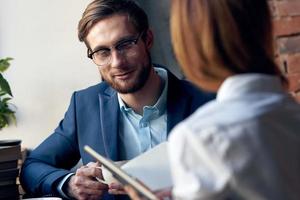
[117, 40, 134, 50]
[94, 50, 110, 58]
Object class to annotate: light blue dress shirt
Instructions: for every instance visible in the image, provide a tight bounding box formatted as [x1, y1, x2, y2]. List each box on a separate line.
[118, 67, 168, 160]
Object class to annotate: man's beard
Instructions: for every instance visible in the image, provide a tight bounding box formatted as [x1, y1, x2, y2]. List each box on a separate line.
[101, 56, 152, 94]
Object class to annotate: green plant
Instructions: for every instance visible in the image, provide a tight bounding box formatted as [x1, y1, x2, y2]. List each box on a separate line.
[0, 57, 16, 129]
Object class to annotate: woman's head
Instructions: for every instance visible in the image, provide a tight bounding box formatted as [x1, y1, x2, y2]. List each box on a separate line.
[171, 0, 282, 91]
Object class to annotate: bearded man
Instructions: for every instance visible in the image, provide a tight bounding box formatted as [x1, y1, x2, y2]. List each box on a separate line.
[20, 1, 214, 199]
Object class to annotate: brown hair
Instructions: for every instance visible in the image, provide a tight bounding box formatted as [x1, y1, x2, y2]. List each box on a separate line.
[171, 0, 284, 91]
[78, 0, 149, 43]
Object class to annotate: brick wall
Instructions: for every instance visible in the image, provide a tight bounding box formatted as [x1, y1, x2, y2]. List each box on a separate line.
[270, 0, 300, 102]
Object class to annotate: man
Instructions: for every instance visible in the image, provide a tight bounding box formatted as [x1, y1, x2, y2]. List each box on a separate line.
[20, 0, 214, 199]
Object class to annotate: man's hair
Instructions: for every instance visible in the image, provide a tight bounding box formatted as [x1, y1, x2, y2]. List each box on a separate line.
[78, 0, 149, 43]
[171, 0, 284, 90]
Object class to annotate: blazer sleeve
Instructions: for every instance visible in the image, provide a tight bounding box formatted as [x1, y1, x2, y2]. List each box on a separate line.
[20, 92, 81, 196]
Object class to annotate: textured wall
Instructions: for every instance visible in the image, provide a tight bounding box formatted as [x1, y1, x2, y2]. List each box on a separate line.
[271, 0, 300, 102]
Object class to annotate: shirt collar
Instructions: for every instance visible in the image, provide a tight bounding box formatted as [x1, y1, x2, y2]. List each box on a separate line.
[217, 74, 284, 102]
[118, 67, 168, 116]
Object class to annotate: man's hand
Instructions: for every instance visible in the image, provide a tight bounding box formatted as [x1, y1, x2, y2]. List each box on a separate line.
[66, 162, 108, 200]
[108, 182, 127, 195]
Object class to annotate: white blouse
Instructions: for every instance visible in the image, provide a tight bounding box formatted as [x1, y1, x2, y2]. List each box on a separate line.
[168, 74, 300, 200]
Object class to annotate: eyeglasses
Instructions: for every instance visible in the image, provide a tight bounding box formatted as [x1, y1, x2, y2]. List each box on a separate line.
[87, 31, 144, 67]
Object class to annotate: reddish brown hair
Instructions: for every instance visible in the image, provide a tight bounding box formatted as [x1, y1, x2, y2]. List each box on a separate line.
[171, 0, 283, 91]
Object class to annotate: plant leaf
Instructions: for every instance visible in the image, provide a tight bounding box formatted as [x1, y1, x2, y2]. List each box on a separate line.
[2, 97, 12, 104]
[0, 114, 8, 129]
[0, 57, 16, 129]
[6, 113, 16, 125]
[0, 74, 12, 96]
[0, 57, 13, 72]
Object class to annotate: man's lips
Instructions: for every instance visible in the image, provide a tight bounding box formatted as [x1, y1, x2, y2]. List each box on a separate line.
[113, 70, 134, 79]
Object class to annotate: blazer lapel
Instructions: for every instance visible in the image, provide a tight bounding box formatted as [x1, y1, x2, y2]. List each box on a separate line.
[98, 86, 119, 161]
[167, 72, 190, 134]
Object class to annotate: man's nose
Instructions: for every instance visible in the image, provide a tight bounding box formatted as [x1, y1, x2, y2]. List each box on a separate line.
[110, 50, 126, 68]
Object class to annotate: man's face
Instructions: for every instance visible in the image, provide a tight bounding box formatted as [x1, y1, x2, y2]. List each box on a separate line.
[86, 14, 153, 94]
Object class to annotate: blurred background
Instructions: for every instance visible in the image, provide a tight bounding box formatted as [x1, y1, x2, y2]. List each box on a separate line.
[0, 0, 299, 149]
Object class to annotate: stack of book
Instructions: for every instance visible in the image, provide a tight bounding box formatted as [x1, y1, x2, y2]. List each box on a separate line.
[0, 140, 21, 200]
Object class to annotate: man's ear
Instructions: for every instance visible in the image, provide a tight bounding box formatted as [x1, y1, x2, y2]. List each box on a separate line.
[145, 29, 154, 49]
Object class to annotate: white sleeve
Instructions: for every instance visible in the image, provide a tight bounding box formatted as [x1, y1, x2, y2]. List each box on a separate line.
[168, 124, 232, 200]
[168, 122, 283, 200]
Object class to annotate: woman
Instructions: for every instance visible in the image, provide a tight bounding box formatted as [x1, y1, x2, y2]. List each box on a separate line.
[126, 0, 300, 199]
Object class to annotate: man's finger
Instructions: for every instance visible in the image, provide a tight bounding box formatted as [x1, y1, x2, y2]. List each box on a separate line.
[77, 163, 104, 181]
[109, 182, 126, 195]
[84, 179, 109, 190]
[109, 182, 124, 190]
[108, 188, 127, 195]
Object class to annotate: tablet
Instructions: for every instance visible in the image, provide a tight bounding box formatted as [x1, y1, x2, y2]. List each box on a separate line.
[84, 145, 158, 200]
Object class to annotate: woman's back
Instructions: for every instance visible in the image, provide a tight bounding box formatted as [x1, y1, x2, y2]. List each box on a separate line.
[169, 74, 300, 199]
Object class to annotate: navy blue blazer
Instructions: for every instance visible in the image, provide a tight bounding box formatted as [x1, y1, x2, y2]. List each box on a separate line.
[20, 70, 214, 197]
